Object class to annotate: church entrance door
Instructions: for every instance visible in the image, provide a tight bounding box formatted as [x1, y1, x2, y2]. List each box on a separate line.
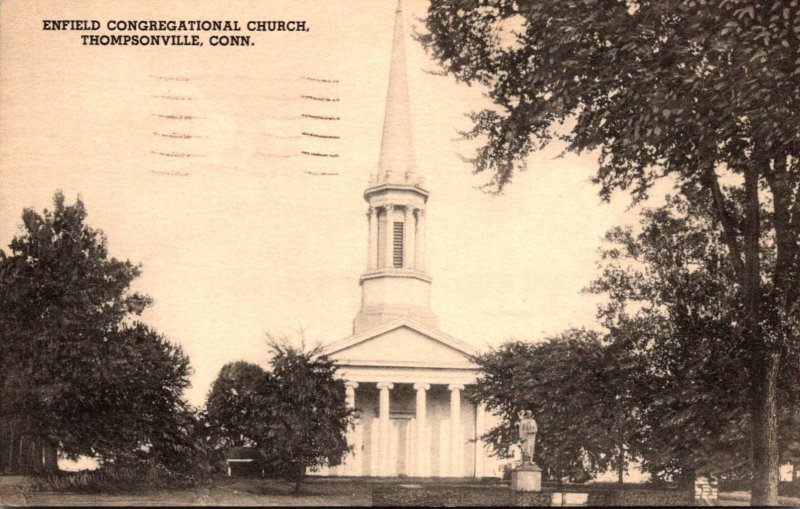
[388, 417, 412, 476]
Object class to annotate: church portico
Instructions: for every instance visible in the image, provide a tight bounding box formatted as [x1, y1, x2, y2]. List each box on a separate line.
[323, 377, 485, 478]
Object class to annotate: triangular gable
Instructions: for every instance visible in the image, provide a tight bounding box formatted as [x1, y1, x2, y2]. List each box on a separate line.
[323, 319, 478, 358]
[323, 319, 477, 370]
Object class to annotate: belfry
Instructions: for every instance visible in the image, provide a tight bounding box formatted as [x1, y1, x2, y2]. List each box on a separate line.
[318, 1, 501, 478]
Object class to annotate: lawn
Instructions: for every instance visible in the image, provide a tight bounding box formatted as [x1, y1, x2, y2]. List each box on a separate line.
[4, 475, 800, 506]
[0, 477, 373, 507]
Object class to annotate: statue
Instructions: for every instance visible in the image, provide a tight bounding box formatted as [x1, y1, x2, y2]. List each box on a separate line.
[511, 411, 542, 492]
[518, 412, 538, 466]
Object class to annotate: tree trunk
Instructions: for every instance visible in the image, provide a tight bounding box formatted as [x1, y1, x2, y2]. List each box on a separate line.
[750, 351, 780, 506]
[739, 160, 779, 506]
[616, 395, 624, 485]
[0, 418, 6, 473]
[7, 425, 16, 473]
[292, 464, 304, 495]
[44, 442, 59, 472]
[17, 433, 27, 473]
[29, 438, 40, 472]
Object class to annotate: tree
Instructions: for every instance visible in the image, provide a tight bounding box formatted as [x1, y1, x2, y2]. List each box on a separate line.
[588, 195, 800, 482]
[206, 362, 270, 449]
[260, 338, 352, 491]
[205, 339, 352, 492]
[0, 192, 193, 472]
[471, 329, 642, 483]
[421, 1, 800, 503]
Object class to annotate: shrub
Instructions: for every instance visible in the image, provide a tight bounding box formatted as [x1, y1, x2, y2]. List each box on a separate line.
[586, 488, 691, 507]
[780, 481, 800, 498]
[31, 462, 204, 493]
[372, 485, 551, 507]
[718, 477, 751, 492]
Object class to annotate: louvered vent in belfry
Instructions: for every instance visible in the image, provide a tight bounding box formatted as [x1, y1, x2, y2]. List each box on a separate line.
[393, 222, 404, 268]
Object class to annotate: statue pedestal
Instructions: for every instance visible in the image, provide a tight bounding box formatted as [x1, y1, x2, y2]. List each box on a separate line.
[511, 463, 542, 492]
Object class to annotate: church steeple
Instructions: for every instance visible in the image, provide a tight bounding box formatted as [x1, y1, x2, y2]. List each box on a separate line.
[353, 0, 437, 334]
[375, 0, 417, 185]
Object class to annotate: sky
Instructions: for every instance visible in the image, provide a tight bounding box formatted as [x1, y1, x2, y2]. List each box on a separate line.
[1, 0, 638, 407]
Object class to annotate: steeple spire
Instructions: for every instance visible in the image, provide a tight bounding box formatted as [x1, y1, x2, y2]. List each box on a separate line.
[354, 0, 435, 334]
[375, 0, 416, 184]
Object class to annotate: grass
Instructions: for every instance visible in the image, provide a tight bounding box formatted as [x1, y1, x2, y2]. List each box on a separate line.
[1, 477, 373, 506]
[4, 474, 798, 507]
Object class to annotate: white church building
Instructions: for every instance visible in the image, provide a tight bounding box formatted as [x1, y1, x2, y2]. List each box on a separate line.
[315, 2, 503, 479]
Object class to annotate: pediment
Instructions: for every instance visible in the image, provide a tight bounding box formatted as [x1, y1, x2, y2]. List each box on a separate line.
[323, 319, 478, 369]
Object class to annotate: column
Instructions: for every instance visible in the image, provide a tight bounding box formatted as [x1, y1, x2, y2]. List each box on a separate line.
[404, 206, 416, 269]
[449, 384, 464, 477]
[383, 205, 395, 269]
[367, 208, 377, 270]
[377, 382, 394, 476]
[474, 403, 486, 478]
[353, 416, 364, 476]
[341, 382, 358, 476]
[415, 209, 426, 270]
[345, 381, 358, 409]
[370, 417, 380, 476]
[413, 383, 430, 477]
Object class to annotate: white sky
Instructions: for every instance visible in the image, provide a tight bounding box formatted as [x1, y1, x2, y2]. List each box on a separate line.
[1, 0, 638, 406]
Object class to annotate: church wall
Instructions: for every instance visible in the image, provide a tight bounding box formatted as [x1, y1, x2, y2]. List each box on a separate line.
[425, 386, 476, 477]
[461, 396, 477, 477]
[361, 277, 432, 309]
[427, 386, 449, 477]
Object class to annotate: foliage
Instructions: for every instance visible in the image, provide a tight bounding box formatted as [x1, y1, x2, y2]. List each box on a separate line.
[587, 195, 800, 481]
[0, 192, 195, 472]
[153, 405, 224, 479]
[372, 483, 690, 507]
[585, 487, 690, 507]
[206, 362, 270, 449]
[205, 338, 352, 491]
[421, 0, 799, 195]
[31, 462, 202, 493]
[421, 1, 800, 502]
[471, 329, 641, 481]
[372, 485, 552, 507]
[259, 338, 352, 485]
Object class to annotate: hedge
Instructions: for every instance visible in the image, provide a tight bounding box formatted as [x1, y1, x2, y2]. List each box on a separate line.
[780, 481, 800, 498]
[372, 485, 551, 507]
[587, 488, 691, 506]
[373, 484, 693, 507]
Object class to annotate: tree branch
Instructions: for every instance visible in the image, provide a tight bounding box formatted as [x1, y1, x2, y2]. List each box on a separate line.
[702, 163, 746, 286]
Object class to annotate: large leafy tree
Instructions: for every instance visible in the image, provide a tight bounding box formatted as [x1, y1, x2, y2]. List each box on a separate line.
[260, 339, 352, 491]
[206, 361, 270, 449]
[0, 192, 192, 472]
[422, 1, 800, 503]
[205, 340, 352, 492]
[472, 329, 642, 483]
[588, 195, 800, 481]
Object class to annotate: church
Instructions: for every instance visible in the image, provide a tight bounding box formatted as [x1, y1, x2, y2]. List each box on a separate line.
[314, 2, 503, 479]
